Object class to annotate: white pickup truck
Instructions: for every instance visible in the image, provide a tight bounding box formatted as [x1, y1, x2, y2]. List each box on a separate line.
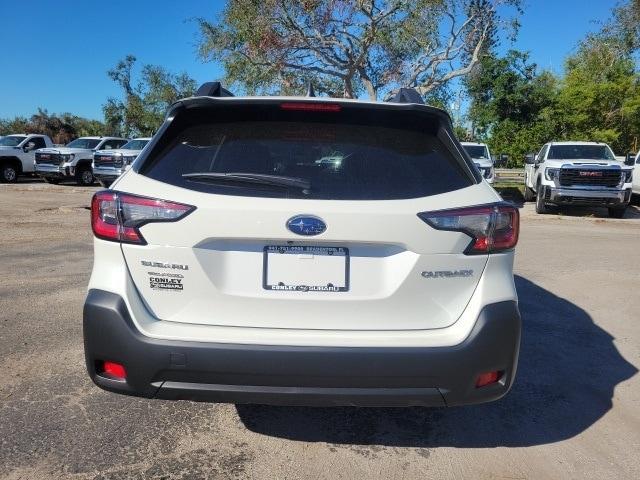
[461, 142, 495, 184]
[92, 137, 151, 187]
[524, 141, 633, 218]
[0, 134, 54, 182]
[35, 136, 129, 185]
[630, 151, 640, 197]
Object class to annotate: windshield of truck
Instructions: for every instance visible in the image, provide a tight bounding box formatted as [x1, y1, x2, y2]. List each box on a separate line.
[121, 139, 149, 150]
[0, 136, 26, 147]
[463, 145, 489, 159]
[66, 138, 101, 149]
[547, 145, 615, 160]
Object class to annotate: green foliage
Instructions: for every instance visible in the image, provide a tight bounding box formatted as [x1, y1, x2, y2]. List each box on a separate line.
[0, 109, 107, 144]
[465, 50, 559, 165]
[554, 23, 640, 153]
[103, 55, 197, 137]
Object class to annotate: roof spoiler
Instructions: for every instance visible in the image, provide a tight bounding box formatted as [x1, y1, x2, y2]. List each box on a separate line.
[387, 88, 424, 105]
[195, 82, 234, 98]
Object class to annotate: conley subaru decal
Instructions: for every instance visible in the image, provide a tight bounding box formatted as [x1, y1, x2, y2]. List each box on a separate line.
[286, 215, 327, 236]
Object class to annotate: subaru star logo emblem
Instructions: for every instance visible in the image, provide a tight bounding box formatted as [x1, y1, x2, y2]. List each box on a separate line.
[286, 215, 327, 236]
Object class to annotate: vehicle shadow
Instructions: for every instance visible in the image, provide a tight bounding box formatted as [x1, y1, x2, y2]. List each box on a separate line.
[235, 276, 637, 447]
[553, 204, 640, 219]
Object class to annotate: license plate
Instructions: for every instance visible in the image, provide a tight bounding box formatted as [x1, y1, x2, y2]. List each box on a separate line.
[263, 246, 349, 292]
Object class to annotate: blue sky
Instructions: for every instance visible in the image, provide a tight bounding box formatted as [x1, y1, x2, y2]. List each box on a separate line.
[0, 0, 618, 120]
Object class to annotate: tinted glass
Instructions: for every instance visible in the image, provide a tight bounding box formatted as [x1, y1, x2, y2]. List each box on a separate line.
[31, 137, 46, 149]
[67, 138, 101, 149]
[463, 145, 489, 159]
[142, 119, 473, 200]
[548, 145, 615, 160]
[0, 136, 26, 146]
[122, 139, 149, 150]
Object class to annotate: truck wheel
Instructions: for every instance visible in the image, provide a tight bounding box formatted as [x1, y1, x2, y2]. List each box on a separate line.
[608, 207, 626, 219]
[0, 162, 18, 183]
[98, 180, 112, 188]
[76, 166, 95, 186]
[523, 186, 536, 202]
[535, 186, 549, 214]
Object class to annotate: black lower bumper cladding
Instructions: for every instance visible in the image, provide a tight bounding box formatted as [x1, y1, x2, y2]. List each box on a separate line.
[83, 289, 521, 407]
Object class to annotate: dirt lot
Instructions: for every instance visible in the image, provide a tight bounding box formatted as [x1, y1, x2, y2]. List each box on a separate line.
[1, 181, 639, 480]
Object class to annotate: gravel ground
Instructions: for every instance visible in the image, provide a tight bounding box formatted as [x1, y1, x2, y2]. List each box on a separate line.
[1, 180, 639, 480]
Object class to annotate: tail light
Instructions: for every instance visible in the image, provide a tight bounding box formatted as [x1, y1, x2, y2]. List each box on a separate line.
[280, 102, 341, 112]
[418, 203, 519, 254]
[91, 191, 195, 245]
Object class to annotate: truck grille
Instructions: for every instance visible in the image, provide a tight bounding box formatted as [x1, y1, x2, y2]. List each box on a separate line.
[559, 169, 622, 188]
[94, 154, 122, 168]
[35, 153, 61, 165]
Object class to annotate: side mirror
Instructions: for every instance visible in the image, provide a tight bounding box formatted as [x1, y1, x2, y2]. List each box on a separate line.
[23, 141, 36, 152]
[524, 153, 536, 165]
[625, 152, 637, 166]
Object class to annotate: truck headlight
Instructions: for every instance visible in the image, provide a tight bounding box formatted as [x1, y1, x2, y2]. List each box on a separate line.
[60, 154, 75, 162]
[545, 168, 560, 181]
[624, 170, 632, 183]
[122, 155, 137, 165]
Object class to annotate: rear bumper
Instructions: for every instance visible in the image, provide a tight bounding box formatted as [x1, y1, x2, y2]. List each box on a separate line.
[543, 185, 631, 206]
[83, 289, 521, 407]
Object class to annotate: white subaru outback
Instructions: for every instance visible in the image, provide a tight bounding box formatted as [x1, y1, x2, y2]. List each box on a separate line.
[84, 84, 521, 407]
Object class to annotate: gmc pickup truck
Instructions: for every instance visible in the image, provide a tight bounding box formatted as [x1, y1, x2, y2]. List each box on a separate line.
[35, 136, 128, 185]
[524, 141, 633, 218]
[92, 137, 151, 187]
[0, 134, 54, 182]
[461, 142, 495, 184]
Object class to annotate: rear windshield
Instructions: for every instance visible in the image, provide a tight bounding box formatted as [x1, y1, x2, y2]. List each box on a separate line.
[140, 107, 474, 200]
[547, 145, 615, 160]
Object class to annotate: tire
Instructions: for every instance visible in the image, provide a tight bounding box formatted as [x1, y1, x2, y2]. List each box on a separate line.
[98, 180, 112, 188]
[0, 162, 18, 183]
[608, 207, 626, 218]
[535, 185, 549, 214]
[42, 177, 60, 184]
[523, 186, 536, 202]
[76, 166, 94, 186]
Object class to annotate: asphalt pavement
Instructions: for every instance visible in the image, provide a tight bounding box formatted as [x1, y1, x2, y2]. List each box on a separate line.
[1, 181, 639, 479]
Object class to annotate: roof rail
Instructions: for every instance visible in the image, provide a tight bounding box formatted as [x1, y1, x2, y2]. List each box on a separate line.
[388, 88, 424, 105]
[195, 82, 234, 98]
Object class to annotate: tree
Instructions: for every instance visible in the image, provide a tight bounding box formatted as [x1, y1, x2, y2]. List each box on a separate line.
[104, 55, 197, 137]
[0, 109, 107, 144]
[463, 50, 559, 165]
[196, 0, 522, 100]
[555, 40, 640, 153]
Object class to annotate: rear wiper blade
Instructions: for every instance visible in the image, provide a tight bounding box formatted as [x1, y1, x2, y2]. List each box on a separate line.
[182, 172, 311, 191]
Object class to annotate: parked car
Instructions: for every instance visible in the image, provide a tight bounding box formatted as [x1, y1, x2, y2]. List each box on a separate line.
[0, 133, 54, 182]
[35, 136, 129, 185]
[83, 83, 521, 407]
[461, 142, 494, 184]
[93, 137, 151, 187]
[524, 141, 633, 218]
[631, 151, 640, 197]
